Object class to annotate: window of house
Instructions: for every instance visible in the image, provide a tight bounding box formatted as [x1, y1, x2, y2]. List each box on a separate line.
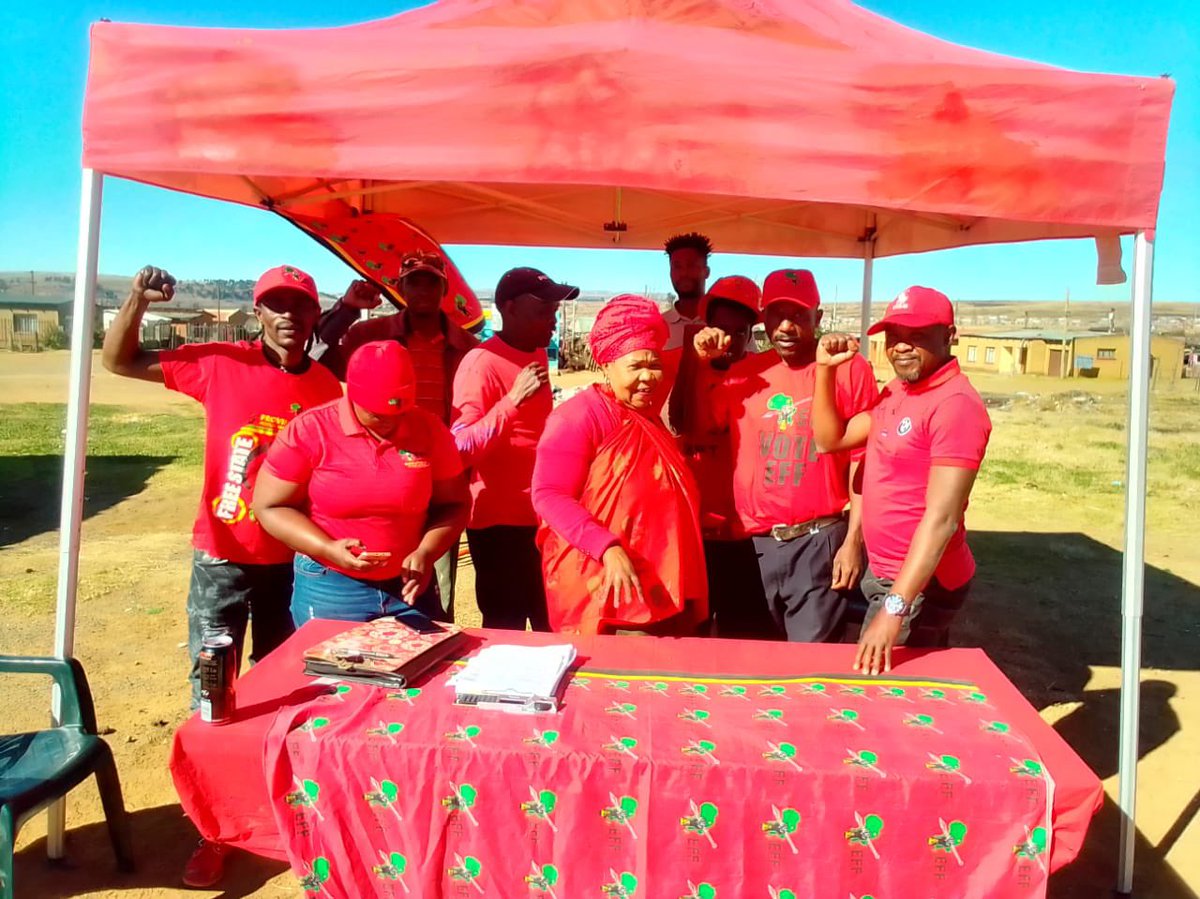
[1097, 348, 1117, 360]
[13, 313, 38, 335]
[985, 347, 996, 364]
[966, 346, 977, 362]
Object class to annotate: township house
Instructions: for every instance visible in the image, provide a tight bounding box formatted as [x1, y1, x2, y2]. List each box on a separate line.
[868, 329, 1186, 382]
[0, 295, 73, 351]
[100, 306, 226, 347]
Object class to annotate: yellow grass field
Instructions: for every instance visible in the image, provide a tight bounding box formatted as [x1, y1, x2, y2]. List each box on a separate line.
[0, 350, 1197, 898]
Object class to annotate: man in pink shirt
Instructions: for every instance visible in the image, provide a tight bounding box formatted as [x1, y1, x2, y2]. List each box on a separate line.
[812, 287, 992, 675]
[452, 268, 579, 629]
[691, 270, 878, 642]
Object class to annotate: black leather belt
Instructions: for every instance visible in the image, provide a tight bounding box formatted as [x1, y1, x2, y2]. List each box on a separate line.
[769, 515, 845, 542]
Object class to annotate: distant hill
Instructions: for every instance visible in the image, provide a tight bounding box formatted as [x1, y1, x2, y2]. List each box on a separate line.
[0, 271, 338, 310]
[2, 271, 1196, 337]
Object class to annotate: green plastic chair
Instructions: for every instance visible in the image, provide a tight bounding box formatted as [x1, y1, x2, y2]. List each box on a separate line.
[0, 656, 133, 898]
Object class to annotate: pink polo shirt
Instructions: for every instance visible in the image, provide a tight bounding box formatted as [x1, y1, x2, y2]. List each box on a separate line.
[263, 397, 463, 581]
[530, 386, 625, 562]
[451, 337, 553, 529]
[862, 359, 992, 590]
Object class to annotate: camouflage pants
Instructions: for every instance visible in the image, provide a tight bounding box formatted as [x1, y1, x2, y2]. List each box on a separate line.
[185, 550, 295, 708]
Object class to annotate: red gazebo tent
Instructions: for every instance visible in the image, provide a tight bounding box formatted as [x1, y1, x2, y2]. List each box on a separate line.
[58, 0, 1172, 889]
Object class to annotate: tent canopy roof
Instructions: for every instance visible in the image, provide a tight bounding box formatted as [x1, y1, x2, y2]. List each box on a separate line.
[82, 0, 1173, 258]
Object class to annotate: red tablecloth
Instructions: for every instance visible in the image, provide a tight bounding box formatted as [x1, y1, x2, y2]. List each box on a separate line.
[171, 621, 1101, 898]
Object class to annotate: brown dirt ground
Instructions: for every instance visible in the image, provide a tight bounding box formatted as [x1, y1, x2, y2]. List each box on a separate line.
[0, 351, 1197, 898]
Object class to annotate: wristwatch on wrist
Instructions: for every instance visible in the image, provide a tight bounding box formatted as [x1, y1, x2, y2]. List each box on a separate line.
[882, 592, 913, 618]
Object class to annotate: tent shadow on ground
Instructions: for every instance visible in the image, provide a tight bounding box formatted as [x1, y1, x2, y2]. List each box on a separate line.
[0, 455, 174, 548]
[1049, 793, 1200, 899]
[963, 530, 1199, 705]
[14, 803, 288, 898]
[965, 530, 1199, 897]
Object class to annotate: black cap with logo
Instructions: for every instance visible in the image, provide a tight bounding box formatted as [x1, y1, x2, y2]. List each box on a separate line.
[494, 267, 580, 307]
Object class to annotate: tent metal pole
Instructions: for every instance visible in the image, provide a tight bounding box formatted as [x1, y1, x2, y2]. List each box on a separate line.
[859, 241, 874, 356]
[47, 168, 104, 859]
[1116, 229, 1153, 895]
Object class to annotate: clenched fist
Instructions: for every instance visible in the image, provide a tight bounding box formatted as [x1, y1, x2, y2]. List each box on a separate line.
[132, 266, 176, 304]
[816, 333, 860, 367]
[341, 279, 382, 310]
[693, 327, 731, 361]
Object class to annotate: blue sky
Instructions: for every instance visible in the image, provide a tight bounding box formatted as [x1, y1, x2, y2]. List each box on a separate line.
[0, 1, 1196, 303]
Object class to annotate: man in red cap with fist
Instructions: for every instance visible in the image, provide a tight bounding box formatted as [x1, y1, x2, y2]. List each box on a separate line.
[671, 275, 771, 636]
[812, 286, 991, 675]
[688, 269, 878, 642]
[102, 263, 342, 885]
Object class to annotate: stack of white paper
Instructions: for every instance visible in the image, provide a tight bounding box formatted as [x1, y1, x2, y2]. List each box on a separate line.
[449, 644, 576, 712]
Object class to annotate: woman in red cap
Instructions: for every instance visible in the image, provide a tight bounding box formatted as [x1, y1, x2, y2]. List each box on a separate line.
[253, 341, 470, 626]
[531, 295, 707, 635]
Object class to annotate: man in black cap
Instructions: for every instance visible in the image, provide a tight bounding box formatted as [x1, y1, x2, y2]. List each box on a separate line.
[451, 267, 579, 629]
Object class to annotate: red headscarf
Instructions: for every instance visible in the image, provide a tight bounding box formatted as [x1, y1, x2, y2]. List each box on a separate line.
[588, 294, 668, 365]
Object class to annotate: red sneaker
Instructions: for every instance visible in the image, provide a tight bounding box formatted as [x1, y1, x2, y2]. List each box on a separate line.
[182, 839, 229, 888]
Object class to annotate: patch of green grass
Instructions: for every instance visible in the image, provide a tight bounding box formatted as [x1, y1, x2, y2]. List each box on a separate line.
[981, 458, 1123, 494]
[2, 570, 57, 616]
[1158, 445, 1200, 483]
[0, 404, 203, 465]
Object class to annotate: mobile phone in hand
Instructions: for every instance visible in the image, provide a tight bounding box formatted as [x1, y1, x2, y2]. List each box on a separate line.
[358, 551, 392, 562]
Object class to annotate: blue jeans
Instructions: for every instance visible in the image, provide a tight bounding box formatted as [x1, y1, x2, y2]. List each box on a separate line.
[290, 554, 435, 629]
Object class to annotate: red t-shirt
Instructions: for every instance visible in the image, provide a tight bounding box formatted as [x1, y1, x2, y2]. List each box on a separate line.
[677, 363, 741, 540]
[406, 332, 449, 421]
[711, 352, 878, 536]
[450, 337, 553, 529]
[263, 397, 464, 581]
[161, 341, 343, 565]
[862, 359, 992, 590]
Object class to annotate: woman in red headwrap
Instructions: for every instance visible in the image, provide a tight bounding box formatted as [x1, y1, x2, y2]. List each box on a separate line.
[253, 340, 471, 627]
[531, 295, 708, 635]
